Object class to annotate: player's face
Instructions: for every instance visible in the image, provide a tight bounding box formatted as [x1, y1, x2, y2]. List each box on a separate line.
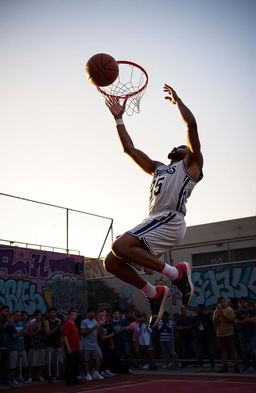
[168, 145, 189, 161]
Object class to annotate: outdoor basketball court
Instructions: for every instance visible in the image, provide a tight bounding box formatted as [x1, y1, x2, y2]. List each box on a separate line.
[1, 372, 255, 393]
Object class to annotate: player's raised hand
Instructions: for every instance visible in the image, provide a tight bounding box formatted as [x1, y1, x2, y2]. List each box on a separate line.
[105, 97, 127, 119]
[164, 84, 179, 104]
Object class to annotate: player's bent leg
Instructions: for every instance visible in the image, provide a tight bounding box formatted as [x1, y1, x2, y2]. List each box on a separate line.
[104, 251, 169, 327]
[111, 234, 165, 273]
[104, 252, 147, 290]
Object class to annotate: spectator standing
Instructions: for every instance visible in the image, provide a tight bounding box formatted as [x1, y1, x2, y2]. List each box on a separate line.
[110, 309, 132, 373]
[213, 297, 240, 373]
[157, 311, 174, 369]
[235, 297, 256, 372]
[0, 306, 10, 385]
[129, 310, 141, 369]
[175, 307, 195, 367]
[27, 309, 46, 382]
[80, 308, 104, 381]
[97, 310, 115, 376]
[21, 311, 30, 354]
[63, 308, 83, 386]
[44, 307, 64, 382]
[191, 304, 216, 372]
[7, 310, 28, 384]
[138, 315, 152, 369]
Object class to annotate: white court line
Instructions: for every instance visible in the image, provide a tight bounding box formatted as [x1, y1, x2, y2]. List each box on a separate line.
[76, 378, 256, 393]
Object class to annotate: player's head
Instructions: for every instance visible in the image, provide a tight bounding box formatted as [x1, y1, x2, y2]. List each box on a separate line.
[168, 145, 189, 162]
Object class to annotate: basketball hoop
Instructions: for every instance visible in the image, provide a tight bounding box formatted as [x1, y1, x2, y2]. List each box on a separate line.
[97, 61, 148, 116]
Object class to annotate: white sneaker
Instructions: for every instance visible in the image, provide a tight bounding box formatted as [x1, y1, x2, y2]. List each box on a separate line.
[93, 371, 104, 380]
[104, 369, 115, 376]
[85, 373, 93, 381]
[17, 377, 28, 384]
[142, 364, 149, 370]
[11, 379, 18, 385]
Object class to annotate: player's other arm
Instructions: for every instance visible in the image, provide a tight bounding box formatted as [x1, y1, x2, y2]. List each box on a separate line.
[105, 97, 162, 175]
[164, 85, 203, 175]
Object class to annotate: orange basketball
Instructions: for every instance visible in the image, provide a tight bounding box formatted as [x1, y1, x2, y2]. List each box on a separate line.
[85, 53, 119, 87]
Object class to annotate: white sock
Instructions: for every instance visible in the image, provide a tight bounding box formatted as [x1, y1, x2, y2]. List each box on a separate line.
[161, 264, 179, 281]
[141, 282, 157, 298]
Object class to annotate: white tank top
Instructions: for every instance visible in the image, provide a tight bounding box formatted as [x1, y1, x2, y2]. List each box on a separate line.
[149, 160, 202, 217]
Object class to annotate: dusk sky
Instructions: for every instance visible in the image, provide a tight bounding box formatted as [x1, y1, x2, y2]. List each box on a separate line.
[1, 0, 255, 257]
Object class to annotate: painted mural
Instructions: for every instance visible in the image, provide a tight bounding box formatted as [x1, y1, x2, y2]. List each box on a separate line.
[189, 265, 256, 310]
[1, 246, 255, 315]
[0, 245, 85, 314]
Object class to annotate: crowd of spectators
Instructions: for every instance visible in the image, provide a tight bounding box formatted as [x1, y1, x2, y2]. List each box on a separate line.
[0, 296, 255, 386]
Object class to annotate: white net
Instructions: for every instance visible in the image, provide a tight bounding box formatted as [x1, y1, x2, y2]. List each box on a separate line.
[97, 61, 148, 116]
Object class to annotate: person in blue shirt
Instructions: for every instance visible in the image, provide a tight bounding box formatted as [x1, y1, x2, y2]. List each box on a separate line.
[7, 310, 28, 384]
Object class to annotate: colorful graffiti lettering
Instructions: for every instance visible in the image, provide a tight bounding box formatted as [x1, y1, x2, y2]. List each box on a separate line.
[0, 248, 82, 279]
[0, 246, 85, 314]
[190, 266, 256, 309]
[0, 279, 47, 314]
[44, 273, 85, 313]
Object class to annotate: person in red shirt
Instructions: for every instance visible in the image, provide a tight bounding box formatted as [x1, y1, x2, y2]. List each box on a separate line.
[63, 308, 83, 386]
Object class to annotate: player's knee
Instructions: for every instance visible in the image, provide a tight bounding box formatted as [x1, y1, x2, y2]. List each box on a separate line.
[104, 252, 119, 273]
[112, 241, 126, 259]
[104, 254, 113, 273]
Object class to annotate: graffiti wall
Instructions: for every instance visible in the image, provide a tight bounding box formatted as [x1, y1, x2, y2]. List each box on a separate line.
[0, 245, 85, 314]
[1, 246, 255, 315]
[189, 265, 256, 310]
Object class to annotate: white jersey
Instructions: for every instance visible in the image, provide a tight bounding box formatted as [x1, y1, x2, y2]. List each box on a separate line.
[149, 160, 202, 217]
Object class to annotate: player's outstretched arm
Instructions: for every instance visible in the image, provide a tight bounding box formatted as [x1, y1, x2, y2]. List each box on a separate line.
[164, 84, 203, 171]
[105, 98, 162, 175]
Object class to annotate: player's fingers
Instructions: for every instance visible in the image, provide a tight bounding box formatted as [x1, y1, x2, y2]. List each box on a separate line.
[122, 97, 128, 109]
[164, 96, 175, 104]
[105, 98, 113, 108]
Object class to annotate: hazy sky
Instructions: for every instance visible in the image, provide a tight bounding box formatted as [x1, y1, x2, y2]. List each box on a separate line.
[1, 0, 255, 257]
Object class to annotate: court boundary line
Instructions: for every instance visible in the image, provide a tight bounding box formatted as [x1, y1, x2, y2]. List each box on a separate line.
[77, 378, 256, 393]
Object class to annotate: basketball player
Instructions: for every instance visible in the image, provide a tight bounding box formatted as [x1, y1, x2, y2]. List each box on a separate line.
[104, 84, 203, 327]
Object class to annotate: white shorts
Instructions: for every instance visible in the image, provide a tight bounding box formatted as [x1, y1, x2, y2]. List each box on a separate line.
[126, 211, 186, 256]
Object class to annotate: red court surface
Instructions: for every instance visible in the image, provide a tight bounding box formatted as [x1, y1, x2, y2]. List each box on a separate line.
[1, 373, 255, 393]
[81, 379, 255, 393]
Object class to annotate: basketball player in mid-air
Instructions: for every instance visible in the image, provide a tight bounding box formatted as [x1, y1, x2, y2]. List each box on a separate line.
[104, 85, 203, 327]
